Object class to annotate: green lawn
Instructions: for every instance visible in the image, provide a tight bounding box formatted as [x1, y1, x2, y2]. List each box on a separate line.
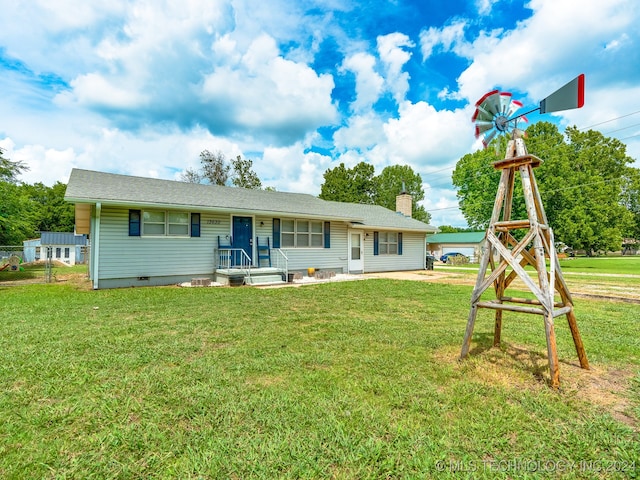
[439, 256, 640, 276]
[1, 279, 638, 478]
[557, 256, 640, 275]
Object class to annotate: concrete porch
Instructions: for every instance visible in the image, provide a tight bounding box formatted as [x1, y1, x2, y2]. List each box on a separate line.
[215, 267, 287, 286]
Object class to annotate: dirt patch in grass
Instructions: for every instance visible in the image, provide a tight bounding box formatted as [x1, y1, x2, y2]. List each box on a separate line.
[433, 343, 638, 430]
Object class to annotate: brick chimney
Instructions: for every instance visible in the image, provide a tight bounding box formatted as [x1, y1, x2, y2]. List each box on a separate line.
[396, 182, 412, 217]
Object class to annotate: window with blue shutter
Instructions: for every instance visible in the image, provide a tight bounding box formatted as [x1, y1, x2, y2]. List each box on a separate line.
[129, 210, 141, 236]
[191, 213, 201, 237]
[272, 218, 280, 248]
[324, 222, 330, 248]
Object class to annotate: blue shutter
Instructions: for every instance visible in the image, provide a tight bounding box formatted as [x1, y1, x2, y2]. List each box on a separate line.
[324, 221, 330, 248]
[272, 218, 280, 248]
[398, 232, 403, 255]
[129, 210, 141, 236]
[373, 231, 379, 256]
[191, 213, 201, 237]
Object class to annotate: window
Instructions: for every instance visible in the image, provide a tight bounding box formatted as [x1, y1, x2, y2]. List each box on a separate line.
[379, 232, 398, 254]
[168, 212, 189, 235]
[143, 211, 166, 235]
[374, 231, 403, 255]
[129, 210, 141, 236]
[280, 219, 324, 248]
[191, 213, 201, 237]
[64, 248, 70, 258]
[55, 247, 62, 258]
[130, 210, 196, 237]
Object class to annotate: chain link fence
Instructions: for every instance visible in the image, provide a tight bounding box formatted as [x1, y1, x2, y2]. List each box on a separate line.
[0, 245, 53, 286]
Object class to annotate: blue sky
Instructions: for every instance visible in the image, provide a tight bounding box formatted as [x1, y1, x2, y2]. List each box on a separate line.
[1, 0, 639, 227]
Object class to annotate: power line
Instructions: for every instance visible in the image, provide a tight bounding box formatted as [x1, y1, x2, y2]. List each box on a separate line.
[603, 122, 640, 135]
[424, 176, 627, 213]
[578, 109, 640, 130]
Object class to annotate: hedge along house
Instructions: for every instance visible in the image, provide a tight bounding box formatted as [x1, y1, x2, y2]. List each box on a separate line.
[64, 169, 437, 289]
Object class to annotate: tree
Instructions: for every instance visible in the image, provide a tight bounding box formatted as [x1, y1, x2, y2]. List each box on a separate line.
[231, 155, 262, 189]
[319, 162, 376, 204]
[621, 169, 640, 241]
[319, 162, 431, 223]
[437, 225, 480, 233]
[0, 147, 28, 183]
[452, 122, 637, 254]
[23, 182, 75, 233]
[0, 182, 37, 245]
[199, 149, 230, 186]
[180, 167, 203, 184]
[375, 165, 430, 223]
[182, 150, 263, 189]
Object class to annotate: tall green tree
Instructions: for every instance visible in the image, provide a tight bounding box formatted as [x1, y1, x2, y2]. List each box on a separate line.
[319, 162, 376, 204]
[181, 150, 263, 189]
[375, 165, 430, 223]
[621, 169, 640, 241]
[0, 147, 28, 183]
[0, 182, 37, 245]
[231, 155, 262, 189]
[452, 122, 637, 254]
[319, 162, 431, 223]
[23, 182, 75, 233]
[200, 149, 230, 186]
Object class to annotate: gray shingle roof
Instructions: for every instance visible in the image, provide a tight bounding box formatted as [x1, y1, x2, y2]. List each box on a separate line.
[40, 232, 88, 245]
[65, 169, 436, 232]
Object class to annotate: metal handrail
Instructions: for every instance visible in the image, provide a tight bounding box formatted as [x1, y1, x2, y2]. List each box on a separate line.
[216, 247, 252, 273]
[272, 248, 288, 280]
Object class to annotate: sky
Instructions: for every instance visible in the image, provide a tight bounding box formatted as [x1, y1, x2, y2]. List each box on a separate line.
[1, 0, 639, 227]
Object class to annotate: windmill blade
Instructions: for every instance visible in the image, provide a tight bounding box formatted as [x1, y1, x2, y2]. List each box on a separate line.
[482, 129, 498, 147]
[499, 92, 512, 115]
[507, 99, 523, 118]
[475, 89, 500, 107]
[480, 91, 502, 117]
[475, 121, 494, 137]
[539, 74, 585, 114]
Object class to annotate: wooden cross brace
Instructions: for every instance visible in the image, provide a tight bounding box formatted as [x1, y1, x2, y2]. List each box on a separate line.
[459, 134, 589, 388]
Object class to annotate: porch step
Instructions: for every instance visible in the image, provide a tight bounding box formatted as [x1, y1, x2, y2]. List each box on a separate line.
[245, 274, 286, 286]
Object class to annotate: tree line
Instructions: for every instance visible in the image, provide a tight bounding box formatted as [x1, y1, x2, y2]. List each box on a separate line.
[452, 122, 640, 255]
[0, 150, 75, 246]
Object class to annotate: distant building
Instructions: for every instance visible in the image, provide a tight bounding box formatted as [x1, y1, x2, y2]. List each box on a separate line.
[23, 232, 89, 265]
[426, 231, 486, 262]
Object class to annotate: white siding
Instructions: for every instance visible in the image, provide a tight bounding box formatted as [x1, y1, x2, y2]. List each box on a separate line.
[280, 221, 349, 273]
[364, 230, 426, 272]
[96, 207, 230, 280]
[91, 206, 427, 286]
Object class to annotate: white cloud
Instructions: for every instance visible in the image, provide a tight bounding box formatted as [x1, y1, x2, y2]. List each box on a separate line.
[419, 20, 466, 60]
[376, 32, 415, 104]
[475, 0, 499, 16]
[340, 52, 385, 113]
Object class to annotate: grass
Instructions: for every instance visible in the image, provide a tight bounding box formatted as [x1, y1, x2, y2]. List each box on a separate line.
[439, 256, 640, 276]
[557, 256, 640, 275]
[1, 278, 639, 478]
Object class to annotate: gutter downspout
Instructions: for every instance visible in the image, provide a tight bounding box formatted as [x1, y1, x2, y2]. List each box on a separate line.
[93, 202, 101, 290]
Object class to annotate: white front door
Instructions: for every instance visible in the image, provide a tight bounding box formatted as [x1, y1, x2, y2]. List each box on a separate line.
[348, 231, 364, 273]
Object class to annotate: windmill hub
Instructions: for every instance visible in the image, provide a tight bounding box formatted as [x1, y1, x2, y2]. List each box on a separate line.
[494, 115, 509, 132]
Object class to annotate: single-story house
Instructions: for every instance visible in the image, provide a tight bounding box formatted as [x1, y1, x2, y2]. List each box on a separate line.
[64, 169, 437, 289]
[426, 231, 486, 262]
[23, 232, 89, 265]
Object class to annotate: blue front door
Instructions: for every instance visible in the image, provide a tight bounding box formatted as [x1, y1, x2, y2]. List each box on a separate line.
[232, 216, 253, 265]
